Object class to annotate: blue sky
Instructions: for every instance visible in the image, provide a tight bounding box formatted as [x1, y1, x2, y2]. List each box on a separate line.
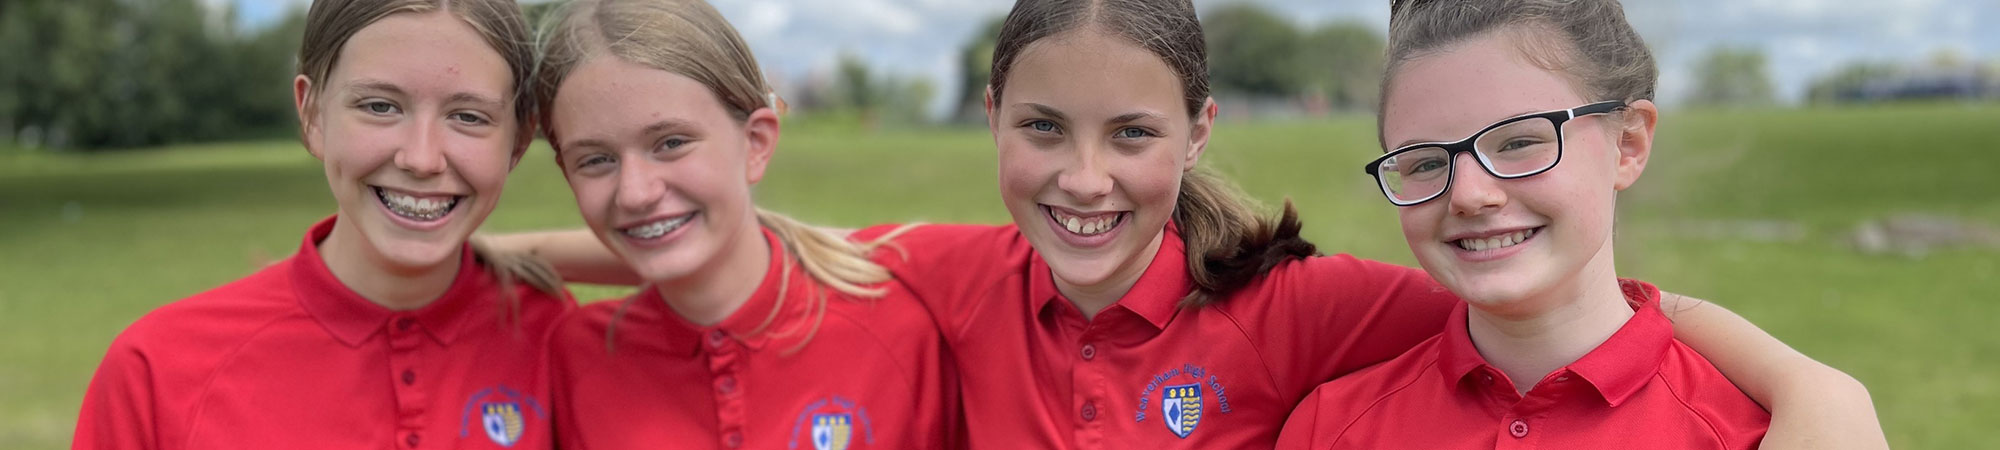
[232, 0, 2000, 113]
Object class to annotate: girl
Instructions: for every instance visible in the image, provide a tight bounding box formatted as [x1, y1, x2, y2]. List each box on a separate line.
[73, 1, 572, 449]
[531, 1, 957, 449]
[1277, 0, 1799, 447]
[499, 0, 1880, 447]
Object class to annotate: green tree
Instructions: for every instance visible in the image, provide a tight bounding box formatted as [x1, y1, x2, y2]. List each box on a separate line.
[1805, 61, 1899, 105]
[952, 16, 1006, 123]
[1205, 2, 1306, 96]
[1299, 20, 1385, 110]
[1686, 45, 1777, 108]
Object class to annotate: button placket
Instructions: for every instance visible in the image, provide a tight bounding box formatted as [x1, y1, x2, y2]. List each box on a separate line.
[389, 316, 428, 442]
[706, 330, 747, 448]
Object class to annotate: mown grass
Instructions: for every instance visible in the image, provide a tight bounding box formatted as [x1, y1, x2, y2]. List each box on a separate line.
[1, 103, 1993, 448]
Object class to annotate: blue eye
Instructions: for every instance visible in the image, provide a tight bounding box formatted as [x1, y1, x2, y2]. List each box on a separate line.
[449, 112, 489, 126]
[1028, 120, 1057, 133]
[360, 101, 399, 115]
[659, 137, 688, 151]
[1116, 127, 1155, 139]
[576, 154, 613, 169]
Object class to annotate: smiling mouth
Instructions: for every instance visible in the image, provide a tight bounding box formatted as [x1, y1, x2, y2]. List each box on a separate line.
[1454, 227, 1542, 252]
[620, 212, 697, 240]
[373, 187, 461, 222]
[1044, 205, 1126, 237]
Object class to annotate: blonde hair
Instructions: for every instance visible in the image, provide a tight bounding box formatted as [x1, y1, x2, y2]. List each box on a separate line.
[536, 0, 913, 352]
[297, 0, 537, 134]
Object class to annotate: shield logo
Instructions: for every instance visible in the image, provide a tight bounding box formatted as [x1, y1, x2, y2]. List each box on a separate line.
[1161, 383, 1203, 439]
[810, 413, 853, 450]
[481, 402, 524, 447]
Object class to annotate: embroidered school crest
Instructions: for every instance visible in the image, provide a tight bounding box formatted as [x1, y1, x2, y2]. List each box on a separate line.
[1161, 384, 1203, 438]
[458, 385, 546, 448]
[481, 402, 524, 447]
[1135, 363, 1234, 440]
[789, 395, 875, 449]
[810, 413, 854, 450]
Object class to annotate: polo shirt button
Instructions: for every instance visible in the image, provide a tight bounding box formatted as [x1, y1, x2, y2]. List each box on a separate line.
[401, 370, 415, 385]
[1079, 344, 1097, 361]
[707, 330, 729, 348]
[723, 432, 743, 448]
[1080, 402, 1097, 422]
[1509, 419, 1529, 438]
[405, 432, 420, 447]
[397, 318, 415, 331]
[717, 375, 737, 395]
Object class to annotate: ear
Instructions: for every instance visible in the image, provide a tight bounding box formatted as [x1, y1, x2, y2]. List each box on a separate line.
[1612, 99, 1658, 191]
[508, 113, 536, 172]
[293, 75, 324, 161]
[1184, 97, 1219, 171]
[984, 86, 1001, 142]
[743, 107, 781, 186]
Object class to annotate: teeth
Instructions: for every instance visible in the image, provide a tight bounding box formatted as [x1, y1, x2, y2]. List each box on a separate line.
[1050, 208, 1120, 237]
[622, 215, 693, 240]
[376, 188, 459, 221]
[1456, 228, 1536, 252]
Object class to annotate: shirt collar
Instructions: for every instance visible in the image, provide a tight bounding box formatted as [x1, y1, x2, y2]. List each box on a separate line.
[291, 215, 488, 348]
[1028, 222, 1192, 329]
[639, 228, 797, 356]
[1435, 278, 1673, 407]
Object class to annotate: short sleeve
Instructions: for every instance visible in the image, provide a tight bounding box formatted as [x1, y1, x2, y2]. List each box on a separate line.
[1230, 255, 1458, 401]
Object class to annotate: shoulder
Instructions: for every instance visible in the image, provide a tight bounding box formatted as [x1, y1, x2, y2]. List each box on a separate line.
[116, 263, 301, 353]
[854, 223, 1029, 266]
[1289, 337, 1445, 437]
[1655, 340, 1772, 444]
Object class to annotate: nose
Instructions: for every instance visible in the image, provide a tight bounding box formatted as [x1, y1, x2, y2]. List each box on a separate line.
[393, 118, 448, 177]
[614, 158, 666, 213]
[1446, 152, 1506, 216]
[1055, 141, 1113, 203]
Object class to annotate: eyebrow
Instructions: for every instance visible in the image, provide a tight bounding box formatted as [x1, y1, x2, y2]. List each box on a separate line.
[1018, 103, 1069, 122]
[1108, 111, 1169, 125]
[344, 79, 505, 109]
[559, 118, 698, 152]
[344, 79, 406, 97]
[1390, 107, 1554, 149]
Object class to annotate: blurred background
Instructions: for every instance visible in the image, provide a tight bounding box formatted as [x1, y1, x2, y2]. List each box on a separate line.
[1, 0, 1994, 448]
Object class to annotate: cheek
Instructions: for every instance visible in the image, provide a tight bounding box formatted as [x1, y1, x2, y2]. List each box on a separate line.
[1119, 150, 1184, 208]
[566, 175, 617, 227]
[995, 140, 1050, 202]
[1397, 205, 1442, 246]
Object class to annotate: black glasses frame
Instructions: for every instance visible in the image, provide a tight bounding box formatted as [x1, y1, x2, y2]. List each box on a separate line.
[1363, 100, 1626, 206]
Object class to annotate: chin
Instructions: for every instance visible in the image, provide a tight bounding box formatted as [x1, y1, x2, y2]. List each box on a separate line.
[368, 233, 464, 271]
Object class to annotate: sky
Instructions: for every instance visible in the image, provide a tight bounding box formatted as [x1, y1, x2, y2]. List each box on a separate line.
[229, 0, 2000, 114]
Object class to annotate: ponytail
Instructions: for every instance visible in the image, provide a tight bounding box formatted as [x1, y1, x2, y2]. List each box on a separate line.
[1172, 167, 1318, 307]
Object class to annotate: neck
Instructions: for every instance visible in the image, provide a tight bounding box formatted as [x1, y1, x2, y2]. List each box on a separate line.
[657, 225, 772, 327]
[1056, 230, 1165, 321]
[319, 217, 462, 311]
[1464, 259, 1631, 395]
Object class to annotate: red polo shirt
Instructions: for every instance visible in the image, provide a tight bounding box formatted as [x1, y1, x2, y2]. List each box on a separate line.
[1275, 280, 1769, 449]
[549, 228, 959, 450]
[851, 223, 1457, 449]
[74, 216, 575, 450]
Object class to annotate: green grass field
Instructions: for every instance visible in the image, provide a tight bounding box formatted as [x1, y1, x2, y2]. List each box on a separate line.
[2, 104, 1994, 448]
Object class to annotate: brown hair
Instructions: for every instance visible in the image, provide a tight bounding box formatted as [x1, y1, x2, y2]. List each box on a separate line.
[1382, 0, 1656, 142]
[536, 0, 914, 352]
[296, 0, 556, 330]
[988, 0, 1316, 307]
[297, 0, 538, 133]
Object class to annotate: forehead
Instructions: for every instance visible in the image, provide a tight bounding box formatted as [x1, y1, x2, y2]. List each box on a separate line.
[1381, 31, 1588, 146]
[1004, 29, 1187, 120]
[549, 55, 734, 141]
[331, 11, 513, 97]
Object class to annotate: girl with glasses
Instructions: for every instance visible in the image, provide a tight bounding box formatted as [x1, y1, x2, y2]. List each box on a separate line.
[1277, 0, 1882, 448]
